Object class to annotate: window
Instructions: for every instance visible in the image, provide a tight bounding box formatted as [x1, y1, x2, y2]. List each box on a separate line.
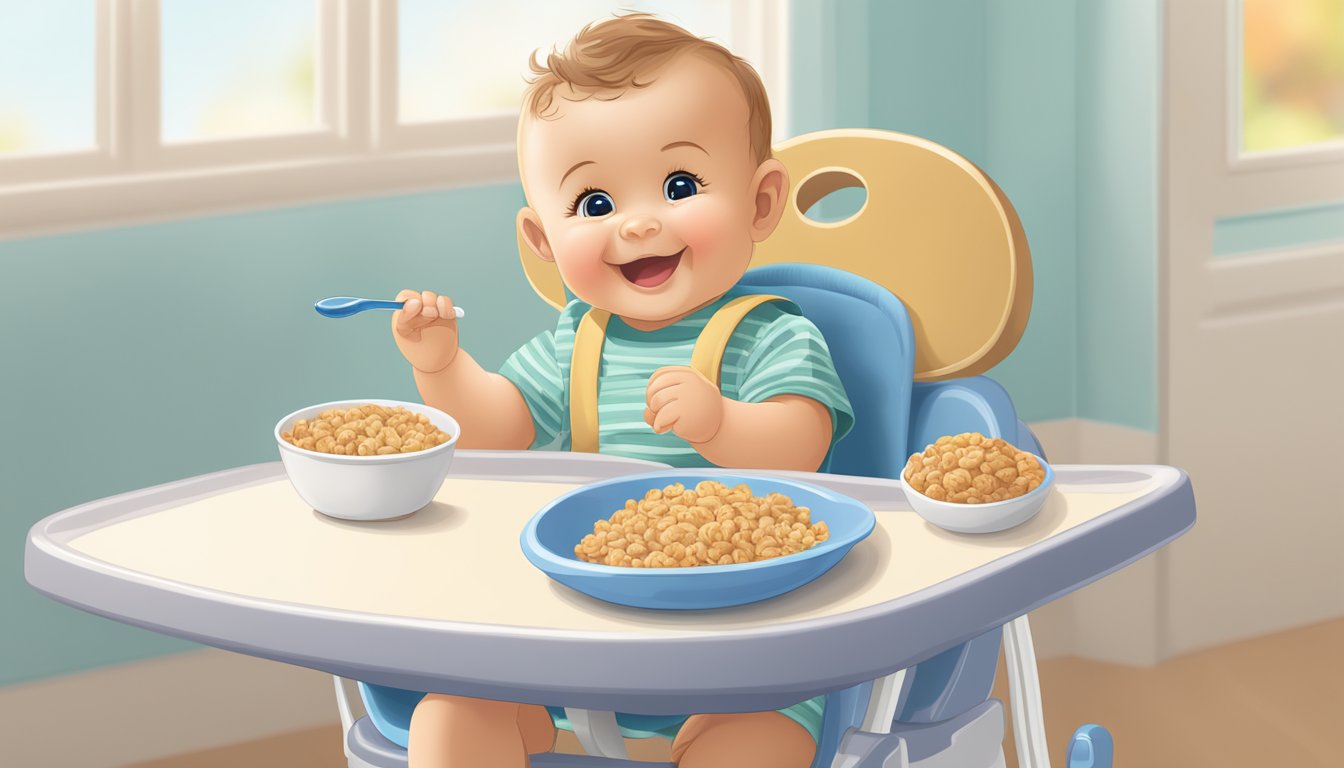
[1238, 0, 1344, 155]
[160, 0, 323, 143]
[0, 4, 98, 156]
[0, 0, 788, 237]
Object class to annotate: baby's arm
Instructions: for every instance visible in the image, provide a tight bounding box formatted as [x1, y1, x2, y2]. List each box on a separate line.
[644, 368, 833, 472]
[698, 395, 833, 471]
[411, 350, 535, 449]
[393, 290, 534, 449]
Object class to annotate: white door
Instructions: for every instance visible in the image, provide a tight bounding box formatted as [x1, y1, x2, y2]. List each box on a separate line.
[1163, 0, 1344, 656]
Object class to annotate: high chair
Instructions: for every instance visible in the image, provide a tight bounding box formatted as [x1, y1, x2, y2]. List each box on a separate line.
[335, 129, 1113, 768]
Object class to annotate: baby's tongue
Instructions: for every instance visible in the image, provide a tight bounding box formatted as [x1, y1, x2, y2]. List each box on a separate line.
[621, 253, 680, 287]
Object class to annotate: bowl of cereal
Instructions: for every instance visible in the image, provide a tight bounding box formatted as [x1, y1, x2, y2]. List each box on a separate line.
[274, 399, 459, 521]
[520, 471, 875, 609]
[900, 433, 1053, 534]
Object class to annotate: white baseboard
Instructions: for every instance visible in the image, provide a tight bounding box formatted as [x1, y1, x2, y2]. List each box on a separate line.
[1024, 419, 1164, 666]
[0, 649, 341, 767]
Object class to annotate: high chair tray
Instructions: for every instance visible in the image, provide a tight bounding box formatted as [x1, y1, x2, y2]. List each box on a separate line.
[25, 451, 1193, 716]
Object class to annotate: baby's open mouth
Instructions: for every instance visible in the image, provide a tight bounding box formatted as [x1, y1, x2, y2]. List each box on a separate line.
[619, 249, 684, 288]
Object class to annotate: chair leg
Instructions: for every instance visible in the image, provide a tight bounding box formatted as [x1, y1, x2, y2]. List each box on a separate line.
[332, 675, 364, 763]
[1004, 616, 1051, 768]
[333, 676, 358, 736]
[860, 668, 908, 734]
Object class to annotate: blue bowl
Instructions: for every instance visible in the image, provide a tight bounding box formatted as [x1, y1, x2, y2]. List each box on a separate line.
[520, 470, 876, 610]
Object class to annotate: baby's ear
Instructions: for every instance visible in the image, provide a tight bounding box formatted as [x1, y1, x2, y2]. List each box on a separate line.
[517, 207, 555, 262]
[748, 158, 790, 243]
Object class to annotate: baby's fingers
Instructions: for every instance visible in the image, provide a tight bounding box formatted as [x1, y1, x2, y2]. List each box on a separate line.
[418, 290, 440, 320]
[399, 298, 424, 325]
[399, 296, 450, 329]
[651, 401, 682, 434]
[393, 289, 457, 345]
[646, 366, 693, 400]
[394, 298, 436, 338]
[392, 298, 421, 342]
[436, 295, 458, 324]
[395, 298, 422, 327]
[647, 382, 684, 413]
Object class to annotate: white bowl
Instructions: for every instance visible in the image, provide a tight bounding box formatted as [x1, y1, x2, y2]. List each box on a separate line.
[274, 399, 459, 521]
[900, 457, 1055, 534]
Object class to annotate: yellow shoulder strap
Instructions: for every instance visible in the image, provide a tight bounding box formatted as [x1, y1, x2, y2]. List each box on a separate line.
[690, 295, 788, 388]
[569, 295, 784, 453]
[569, 308, 611, 453]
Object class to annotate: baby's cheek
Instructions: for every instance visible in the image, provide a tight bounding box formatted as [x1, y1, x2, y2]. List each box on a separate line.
[553, 228, 613, 297]
[673, 198, 751, 258]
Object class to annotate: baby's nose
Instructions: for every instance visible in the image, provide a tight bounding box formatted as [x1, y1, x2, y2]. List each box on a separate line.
[619, 214, 661, 240]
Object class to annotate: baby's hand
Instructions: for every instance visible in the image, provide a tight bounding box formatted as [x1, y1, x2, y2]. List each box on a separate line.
[392, 289, 460, 373]
[644, 366, 725, 445]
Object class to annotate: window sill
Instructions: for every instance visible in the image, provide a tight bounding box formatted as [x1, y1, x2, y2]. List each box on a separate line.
[0, 143, 519, 241]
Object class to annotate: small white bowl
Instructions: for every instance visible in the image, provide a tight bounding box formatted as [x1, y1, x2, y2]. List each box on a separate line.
[900, 458, 1055, 534]
[274, 399, 459, 521]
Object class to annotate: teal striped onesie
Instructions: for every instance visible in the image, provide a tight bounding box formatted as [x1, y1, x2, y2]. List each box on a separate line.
[500, 291, 854, 461]
[499, 290, 854, 743]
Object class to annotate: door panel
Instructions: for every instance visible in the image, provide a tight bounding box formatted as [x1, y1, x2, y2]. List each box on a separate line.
[1163, 0, 1344, 656]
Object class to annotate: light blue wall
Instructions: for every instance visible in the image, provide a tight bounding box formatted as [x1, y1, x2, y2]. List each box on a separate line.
[789, 0, 871, 132]
[863, 0, 1082, 424]
[982, 0, 1081, 425]
[858, 0, 1160, 431]
[867, 1, 989, 162]
[3, 0, 1164, 687]
[0, 184, 554, 685]
[1075, 0, 1161, 431]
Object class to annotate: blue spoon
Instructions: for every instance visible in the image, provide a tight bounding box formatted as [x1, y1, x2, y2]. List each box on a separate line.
[314, 297, 466, 319]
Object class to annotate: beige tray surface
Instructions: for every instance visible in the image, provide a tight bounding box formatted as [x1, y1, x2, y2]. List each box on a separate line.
[70, 475, 1152, 635]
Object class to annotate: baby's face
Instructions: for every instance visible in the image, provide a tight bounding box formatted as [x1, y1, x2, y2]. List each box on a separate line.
[518, 54, 784, 324]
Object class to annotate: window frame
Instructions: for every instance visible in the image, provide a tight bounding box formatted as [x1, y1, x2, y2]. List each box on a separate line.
[143, 0, 348, 166]
[0, 0, 789, 239]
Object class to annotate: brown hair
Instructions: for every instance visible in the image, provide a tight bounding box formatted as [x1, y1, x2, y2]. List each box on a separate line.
[524, 13, 772, 163]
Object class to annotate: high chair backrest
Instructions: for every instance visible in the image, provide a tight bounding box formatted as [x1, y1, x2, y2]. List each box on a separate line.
[518, 128, 1033, 384]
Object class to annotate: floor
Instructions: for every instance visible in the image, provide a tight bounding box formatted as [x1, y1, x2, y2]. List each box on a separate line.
[125, 619, 1342, 768]
[992, 618, 1342, 768]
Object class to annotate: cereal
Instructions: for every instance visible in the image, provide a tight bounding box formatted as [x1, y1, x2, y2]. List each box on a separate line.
[903, 432, 1045, 504]
[574, 480, 829, 568]
[281, 404, 451, 456]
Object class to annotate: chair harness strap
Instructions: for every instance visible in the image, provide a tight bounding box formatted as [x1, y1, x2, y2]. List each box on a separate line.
[569, 308, 611, 453]
[689, 295, 786, 388]
[569, 295, 786, 453]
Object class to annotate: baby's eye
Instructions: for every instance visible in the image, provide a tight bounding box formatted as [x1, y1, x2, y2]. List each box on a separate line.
[664, 172, 700, 202]
[577, 190, 615, 218]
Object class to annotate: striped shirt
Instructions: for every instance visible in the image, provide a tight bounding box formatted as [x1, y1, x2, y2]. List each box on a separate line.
[499, 291, 854, 467]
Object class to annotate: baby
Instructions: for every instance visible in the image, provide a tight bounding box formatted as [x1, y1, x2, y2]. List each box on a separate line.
[392, 14, 853, 768]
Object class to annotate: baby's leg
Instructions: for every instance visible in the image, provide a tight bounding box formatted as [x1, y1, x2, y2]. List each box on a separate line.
[670, 712, 815, 768]
[517, 702, 560, 754]
[408, 694, 556, 767]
